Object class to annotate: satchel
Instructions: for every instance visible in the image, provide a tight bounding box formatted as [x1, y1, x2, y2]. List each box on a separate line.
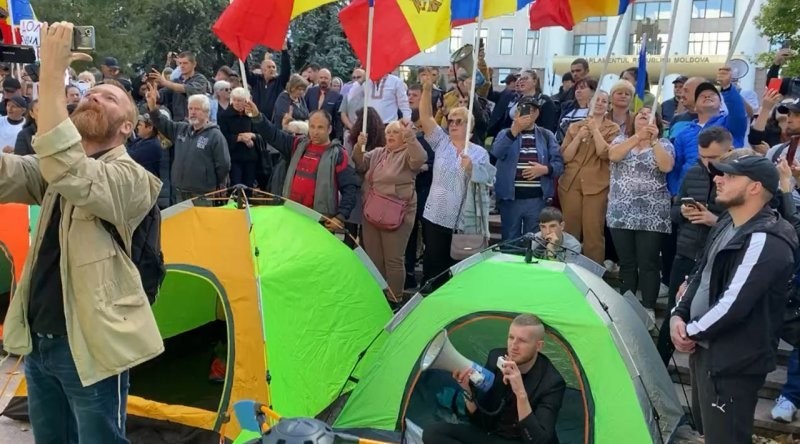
[362, 150, 408, 231]
[363, 190, 407, 230]
[451, 180, 488, 260]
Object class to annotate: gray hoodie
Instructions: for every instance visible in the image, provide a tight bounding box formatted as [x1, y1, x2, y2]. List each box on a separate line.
[533, 231, 582, 263]
[150, 110, 231, 194]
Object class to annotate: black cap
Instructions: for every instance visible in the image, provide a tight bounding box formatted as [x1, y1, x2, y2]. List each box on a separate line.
[2, 77, 20, 91]
[694, 81, 720, 102]
[7, 96, 26, 109]
[102, 57, 120, 68]
[711, 155, 780, 195]
[503, 73, 518, 85]
[672, 75, 688, 85]
[519, 95, 546, 109]
[778, 97, 800, 114]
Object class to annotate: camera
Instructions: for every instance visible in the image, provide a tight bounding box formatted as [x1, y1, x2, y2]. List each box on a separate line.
[71, 26, 95, 52]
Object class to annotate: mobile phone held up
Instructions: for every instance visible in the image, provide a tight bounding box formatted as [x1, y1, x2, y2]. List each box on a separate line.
[681, 197, 700, 209]
[768, 78, 783, 94]
[71, 26, 95, 52]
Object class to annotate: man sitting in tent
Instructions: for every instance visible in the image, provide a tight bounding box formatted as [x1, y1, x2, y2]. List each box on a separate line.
[423, 314, 566, 444]
[243, 100, 358, 231]
[531, 207, 582, 263]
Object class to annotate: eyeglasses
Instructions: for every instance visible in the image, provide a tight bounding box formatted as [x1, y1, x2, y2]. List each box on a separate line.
[447, 118, 465, 127]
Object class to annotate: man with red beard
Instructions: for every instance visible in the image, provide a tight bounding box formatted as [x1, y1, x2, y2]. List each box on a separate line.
[0, 22, 164, 443]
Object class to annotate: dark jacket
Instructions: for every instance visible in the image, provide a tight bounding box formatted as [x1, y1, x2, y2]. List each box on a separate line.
[218, 106, 259, 163]
[492, 126, 563, 201]
[127, 136, 162, 178]
[748, 123, 783, 149]
[13, 122, 35, 156]
[305, 86, 344, 140]
[470, 349, 565, 444]
[674, 207, 798, 377]
[161, 72, 209, 123]
[766, 64, 800, 99]
[247, 50, 292, 120]
[488, 89, 519, 138]
[150, 110, 231, 194]
[272, 91, 309, 124]
[671, 161, 725, 261]
[249, 114, 358, 220]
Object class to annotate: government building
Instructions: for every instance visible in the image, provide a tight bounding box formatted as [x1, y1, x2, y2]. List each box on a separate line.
[403, 0, 774, 100]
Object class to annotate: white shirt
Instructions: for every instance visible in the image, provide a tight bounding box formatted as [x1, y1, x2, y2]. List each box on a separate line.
[423, 126, 489, 229]
[364, 74, 411, 124]
[0, 116, 25, 150]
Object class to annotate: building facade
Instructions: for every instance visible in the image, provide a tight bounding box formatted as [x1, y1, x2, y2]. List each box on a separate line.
[403, 0, 772, 99]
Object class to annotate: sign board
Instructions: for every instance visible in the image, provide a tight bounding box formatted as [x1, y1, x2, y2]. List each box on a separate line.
[19, 19, 41, 60]
[552, 54, 730, 79]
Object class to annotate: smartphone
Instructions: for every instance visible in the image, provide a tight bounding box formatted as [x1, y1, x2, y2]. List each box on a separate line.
[71, 26, 95, 51]
[787, 139, 799, 165]
[681, 197, 699, 208]
[768, 78, 783, 93]
[519, 103, 533, 116]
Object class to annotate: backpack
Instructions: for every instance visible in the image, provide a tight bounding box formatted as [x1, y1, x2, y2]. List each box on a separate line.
[103, 203, 166, 305]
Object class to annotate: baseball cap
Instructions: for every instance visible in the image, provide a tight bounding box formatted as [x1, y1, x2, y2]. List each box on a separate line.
[672, 75, 688, 85]
[518, 95, 546, 110]
[7, 96, 27, 109]
[102, 57, 120, 68]
[503, 73, 518, 85]
[710, 155, 780, 195]
[2, 77, 21, 92]
[694, 81, 721, 102]
[778, 97, 800, 114]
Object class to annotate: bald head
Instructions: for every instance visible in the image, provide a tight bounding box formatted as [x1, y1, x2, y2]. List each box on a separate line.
[318, 68, 332, 89]
[352, 68, 365, 84]
[681, 77, 706, 110]
[261, 57, 277, 80]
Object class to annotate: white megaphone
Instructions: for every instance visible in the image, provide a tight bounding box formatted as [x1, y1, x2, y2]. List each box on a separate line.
[420, 330, 495, 392]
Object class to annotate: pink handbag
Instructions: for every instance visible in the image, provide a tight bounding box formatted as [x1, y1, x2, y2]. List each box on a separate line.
[362, 151, 408, 231]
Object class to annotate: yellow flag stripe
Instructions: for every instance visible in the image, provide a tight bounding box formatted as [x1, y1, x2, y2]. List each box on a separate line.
[398, 0, 453, 50]
[291, 0, 337, 19]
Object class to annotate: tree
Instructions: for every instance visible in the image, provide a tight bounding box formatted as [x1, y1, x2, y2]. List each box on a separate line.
[288, 2, 359, 79]
[754, 0, 800, 77]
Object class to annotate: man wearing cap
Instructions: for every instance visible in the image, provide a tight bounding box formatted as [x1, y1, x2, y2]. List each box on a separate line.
[662, 76, 687, 124]
[667, 67, 749, 197]
[0, 77, 28, 117]
[100, 56, 133, 93]
[492, 96, 563, 241]
[671, 155, 798, 443]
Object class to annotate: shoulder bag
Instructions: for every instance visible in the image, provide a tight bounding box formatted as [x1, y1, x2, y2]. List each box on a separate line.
[450, 176, 488, 260]
[362, 150, 408, 231]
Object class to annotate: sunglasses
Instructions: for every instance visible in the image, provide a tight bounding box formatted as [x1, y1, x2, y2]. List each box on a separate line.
[447, 118, 465, 127]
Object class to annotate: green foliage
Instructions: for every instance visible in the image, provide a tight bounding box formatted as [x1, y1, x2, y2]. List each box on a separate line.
[754, 0, 800, 77]
[288, 2, 359, 79]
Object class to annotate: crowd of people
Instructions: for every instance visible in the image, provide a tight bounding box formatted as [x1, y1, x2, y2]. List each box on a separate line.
[2, 20, 800, 442]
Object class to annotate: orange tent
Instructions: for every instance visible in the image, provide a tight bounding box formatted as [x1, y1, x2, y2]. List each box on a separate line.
[0, 203, 33, 338]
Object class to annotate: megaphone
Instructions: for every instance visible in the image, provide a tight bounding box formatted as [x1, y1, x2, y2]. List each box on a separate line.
[420, 330, 495, 392]
[727, 58, 749, 81]
[450, 44, 486, 88]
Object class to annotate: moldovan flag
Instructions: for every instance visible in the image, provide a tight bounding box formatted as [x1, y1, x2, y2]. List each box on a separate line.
[213, 0, 334, 60]
[451, 0, 534, 26]
[634, 38, 647, 112]
[340, 0, 453, 81]
[0, 0, 34, 44]
[529, 0, 633, 30]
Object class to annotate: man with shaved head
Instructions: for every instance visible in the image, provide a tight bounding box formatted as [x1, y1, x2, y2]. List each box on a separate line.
[306, 67, 344, 140]
[669, 76, 705, 139]
[423, 314, 566, 444]
[246, 43, 292, 121]
[0, 22, 163, 442]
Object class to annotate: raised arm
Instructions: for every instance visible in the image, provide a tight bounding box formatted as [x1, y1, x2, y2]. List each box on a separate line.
[245, 100, 298, 160]
[419, 78, 439, 137]
[146, 83, 185, 142]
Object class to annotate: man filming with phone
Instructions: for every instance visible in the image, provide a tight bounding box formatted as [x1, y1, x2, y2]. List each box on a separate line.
[0, 22, 163, 443]
[423, 314, 565, 444]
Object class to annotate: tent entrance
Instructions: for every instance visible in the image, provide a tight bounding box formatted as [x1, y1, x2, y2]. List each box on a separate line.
[128, 268, 234, 431]
[401, 314, 593, 443]
[0, 242, 15, 335]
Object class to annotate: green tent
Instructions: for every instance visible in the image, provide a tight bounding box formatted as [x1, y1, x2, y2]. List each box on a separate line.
[327, 252, 683, 444]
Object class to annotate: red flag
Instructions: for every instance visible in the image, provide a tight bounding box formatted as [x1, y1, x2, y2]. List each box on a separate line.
[212, 0, 293, 60]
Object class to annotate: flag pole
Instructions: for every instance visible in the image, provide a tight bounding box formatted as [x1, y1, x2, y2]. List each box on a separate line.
[587, 9, 627, 112]
[649, 0, 681, 124]
[465, 0, 485, 156]
[227, 0, 250, 96]
[361, 0, 375, 140]
[726, 0, 756, 63]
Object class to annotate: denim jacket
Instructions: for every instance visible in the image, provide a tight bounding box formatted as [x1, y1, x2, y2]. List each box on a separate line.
[491, 126, 564, 201]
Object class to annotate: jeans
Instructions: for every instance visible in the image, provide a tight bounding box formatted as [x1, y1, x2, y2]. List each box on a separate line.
[25, 335, 130, 444]
[497, 198, 546, 241]
[657, 254, 697, 366]
[782, 349, 800, 406]
[609, 228, 665, 309]
[230, 161, 256, 188]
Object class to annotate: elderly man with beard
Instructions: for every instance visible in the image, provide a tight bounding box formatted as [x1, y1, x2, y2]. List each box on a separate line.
[145, 83, 231, 205]
[423, 314, 566, 444]
[0, 22, 164, 444]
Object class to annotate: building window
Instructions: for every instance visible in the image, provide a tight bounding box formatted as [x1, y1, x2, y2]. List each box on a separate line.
[450, 28, 463, 53]
[688, 32, 731, 55]
[499, 29, 514, 55]
[583, 16, 608, 23]
[399, 66, 411, 82]
[632, 0, 672, 21]
[497, 68, 516, 83]
[526, 30, 540, 56]
[573, 34, 607, 56]
[691, 0, 734, 19]
[628, 33, 669, 55]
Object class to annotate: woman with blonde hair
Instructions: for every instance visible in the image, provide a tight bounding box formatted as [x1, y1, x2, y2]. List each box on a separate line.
[353, 121, 427, 300]
[419, 74, 494, 290]
[607, 79, 634, 134]
[272, 73, 310, 124]
[559, 91, 620, 263]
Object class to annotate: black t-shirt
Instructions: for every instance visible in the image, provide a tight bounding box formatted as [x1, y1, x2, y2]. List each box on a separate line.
[28, 195, 66, 335]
